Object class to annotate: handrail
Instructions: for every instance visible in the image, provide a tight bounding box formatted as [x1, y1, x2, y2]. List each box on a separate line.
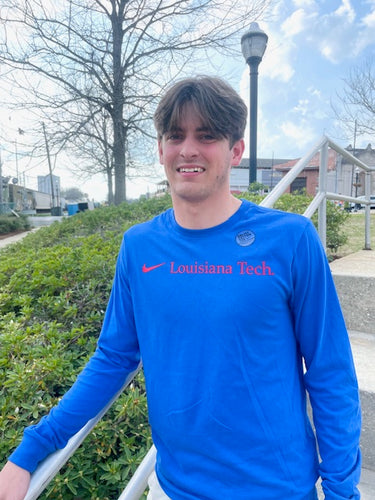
[22, 135, 374, 500]
[260, 135, 328, 209]
[118, 445, 157, 499]
[260, 135, 374, 251]
[24, 365, 141, 500]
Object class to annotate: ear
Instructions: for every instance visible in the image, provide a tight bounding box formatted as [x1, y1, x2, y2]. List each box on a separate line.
[158, 139, 164, 164]
[231, 138, 245, 166]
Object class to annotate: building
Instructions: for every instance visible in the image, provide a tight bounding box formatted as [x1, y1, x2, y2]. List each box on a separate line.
[38, 174, 61, 198]
[230, 158, 292, 193]
[275, 144, 375, 197]
[7, 183, 52, 213]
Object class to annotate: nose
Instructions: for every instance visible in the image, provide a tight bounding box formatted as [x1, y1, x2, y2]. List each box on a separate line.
[179, 136, 199, 159]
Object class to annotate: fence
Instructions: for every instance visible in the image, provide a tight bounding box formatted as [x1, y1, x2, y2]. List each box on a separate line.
[0, 202, 16, 215]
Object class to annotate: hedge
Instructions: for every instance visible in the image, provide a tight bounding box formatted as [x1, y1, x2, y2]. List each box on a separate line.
[0, 196, 172, 499]
[0, 214, 30, 234]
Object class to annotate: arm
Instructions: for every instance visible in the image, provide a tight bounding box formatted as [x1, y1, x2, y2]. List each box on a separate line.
[0, 462, 30, 500]
[291, 221, 361, 499]
[7, 237, 141, 473]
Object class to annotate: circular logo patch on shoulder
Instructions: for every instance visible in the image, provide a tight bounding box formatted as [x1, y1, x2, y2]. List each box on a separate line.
[236, 230, 255, 247]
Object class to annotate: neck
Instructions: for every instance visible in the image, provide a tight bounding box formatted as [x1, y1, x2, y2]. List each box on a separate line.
[172, 194, 241, 229]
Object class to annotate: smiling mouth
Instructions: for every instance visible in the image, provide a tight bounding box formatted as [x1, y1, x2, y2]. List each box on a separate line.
[177, 167, 205, 173]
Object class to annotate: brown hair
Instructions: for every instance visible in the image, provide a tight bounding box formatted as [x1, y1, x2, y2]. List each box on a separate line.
[153, 76, 247, 147]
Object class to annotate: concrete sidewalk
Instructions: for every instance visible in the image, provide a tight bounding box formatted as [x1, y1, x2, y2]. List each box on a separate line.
[0, 215, 63, 250]
[330, 250, 375, 278]
[0, 229, 39, 249]
[330, 250, 374, 335]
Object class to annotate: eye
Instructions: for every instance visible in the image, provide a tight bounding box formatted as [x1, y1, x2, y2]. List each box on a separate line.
[166, 132, 183, 142]
[200, 133, 217, 143]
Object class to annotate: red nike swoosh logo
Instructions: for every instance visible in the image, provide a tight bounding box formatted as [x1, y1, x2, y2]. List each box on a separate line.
[142, 263, 166, 273]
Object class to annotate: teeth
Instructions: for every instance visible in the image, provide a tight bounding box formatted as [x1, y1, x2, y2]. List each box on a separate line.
[179, 167, 204, 173]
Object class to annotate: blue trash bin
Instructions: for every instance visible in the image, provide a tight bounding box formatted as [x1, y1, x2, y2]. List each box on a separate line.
[67, 203, 79, 216]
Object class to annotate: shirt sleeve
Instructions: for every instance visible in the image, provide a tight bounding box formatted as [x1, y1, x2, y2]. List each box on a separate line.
[291, 220, 361, 499]
[9, 236, 141, 472]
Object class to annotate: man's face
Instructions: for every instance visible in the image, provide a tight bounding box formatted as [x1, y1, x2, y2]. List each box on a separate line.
[158, 105, 244, 206]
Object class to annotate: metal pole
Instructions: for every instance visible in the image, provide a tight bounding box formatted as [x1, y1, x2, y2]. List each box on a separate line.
[117, 445, 157, 500]
[318, 142, 328, 250]
[364, 171, 371, 250]
[248, 57, 260, 186]
[42, 122, 56, 209]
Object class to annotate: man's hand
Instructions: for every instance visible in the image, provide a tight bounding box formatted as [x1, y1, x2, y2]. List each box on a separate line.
[0, 461, 30, 500]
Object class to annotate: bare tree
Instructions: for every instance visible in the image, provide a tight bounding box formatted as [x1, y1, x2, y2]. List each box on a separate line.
[63, 103, 116, 204]
[0, 0, 270, 204]
[332, 58, 375, 141]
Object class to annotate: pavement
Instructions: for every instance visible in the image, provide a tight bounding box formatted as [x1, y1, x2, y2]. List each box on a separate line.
[329, 250, 375, 278]
[0, 228, 40, 248]
[0, 216, 64, 250]
[1, 231, 375, 498]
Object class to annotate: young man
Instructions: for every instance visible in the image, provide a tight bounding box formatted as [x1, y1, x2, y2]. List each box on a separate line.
[0, 77, 361, 500]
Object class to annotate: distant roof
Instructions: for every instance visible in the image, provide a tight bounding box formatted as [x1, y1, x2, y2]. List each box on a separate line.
[238, 144, 375, 172]
[275, 149, 338, 171]
[346, 143, 373, 154]
[238, 158, 293, 169]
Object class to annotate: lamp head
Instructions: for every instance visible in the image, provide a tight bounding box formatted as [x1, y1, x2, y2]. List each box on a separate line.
[241, 22, 268, 64]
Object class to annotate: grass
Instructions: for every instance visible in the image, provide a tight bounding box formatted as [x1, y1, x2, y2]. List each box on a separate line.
[334, 211, 375, 258]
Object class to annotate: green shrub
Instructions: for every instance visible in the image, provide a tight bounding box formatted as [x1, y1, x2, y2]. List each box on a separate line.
[0, 214, 30, 234]
[0, 197, 172, 499]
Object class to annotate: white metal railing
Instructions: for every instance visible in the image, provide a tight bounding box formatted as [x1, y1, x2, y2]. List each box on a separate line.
[260, 135, 374, 251]
[22, 135, 374, 499]
[117, 445, 157, 500]
[24, 365, 142, 500]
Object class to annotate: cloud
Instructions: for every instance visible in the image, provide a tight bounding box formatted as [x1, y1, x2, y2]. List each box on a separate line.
[305, 1, 357, 63]
[335, 0, 355, 21]
[307, 86, 321, 99]
[255, 113, 318, 158]
[354, 5, 375, 54]
[275, 0, 375, 64]
[292, 0, 316, 7]
[280, 119, 316, 148]
[261, 1, 366, 85]
[292, 99, 310, 116]
[362, 9, 375, 27]
[259, 22, 295, 82]
[261, 42, 295, 82]
[281, 8, 316, 37]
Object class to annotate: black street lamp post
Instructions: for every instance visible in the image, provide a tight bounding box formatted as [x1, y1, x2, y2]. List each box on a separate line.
[241, 23, 268, 186]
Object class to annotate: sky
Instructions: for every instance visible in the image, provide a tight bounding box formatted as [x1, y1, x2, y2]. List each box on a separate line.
[242, 0, 375, 164]
[1, 0, 375, 201]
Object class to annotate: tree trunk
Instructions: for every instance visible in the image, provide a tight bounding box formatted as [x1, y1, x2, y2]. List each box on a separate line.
[107, 168, 114, 205]
[111, 1, 126, 205]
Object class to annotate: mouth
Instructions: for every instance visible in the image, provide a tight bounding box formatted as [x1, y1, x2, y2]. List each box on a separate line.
[177, 167, 205, 173]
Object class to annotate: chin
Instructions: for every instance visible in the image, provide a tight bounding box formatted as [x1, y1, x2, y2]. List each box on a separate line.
[172, 188, 209, 204]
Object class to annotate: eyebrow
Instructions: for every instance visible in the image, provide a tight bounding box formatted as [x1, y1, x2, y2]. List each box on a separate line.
[167, 125, 213, 133]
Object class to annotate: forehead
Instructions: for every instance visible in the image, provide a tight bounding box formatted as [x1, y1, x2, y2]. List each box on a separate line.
[166, 104, 211, 132]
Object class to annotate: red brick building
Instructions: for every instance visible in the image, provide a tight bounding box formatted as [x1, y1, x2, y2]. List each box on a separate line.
[275, 144, 375, 197]
[275, 149, 338, 195]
